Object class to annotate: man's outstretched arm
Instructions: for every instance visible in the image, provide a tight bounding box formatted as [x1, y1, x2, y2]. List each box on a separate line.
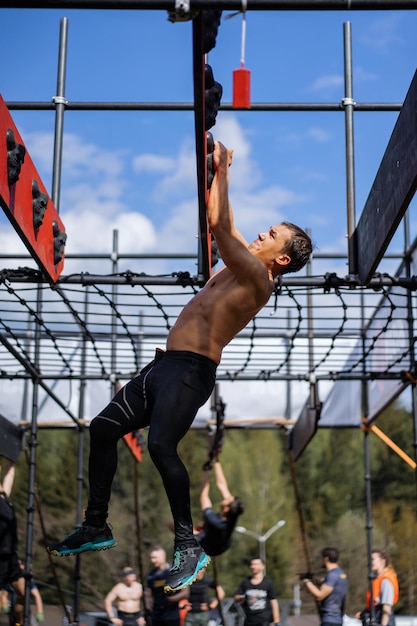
[213, 461, 233, 503]
[207, 141, 269, 286]
[207, 143, 249, 264]
[200, 469, 213, 510]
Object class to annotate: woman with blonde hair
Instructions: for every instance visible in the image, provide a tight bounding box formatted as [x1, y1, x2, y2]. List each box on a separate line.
[356, 549, 399, 626]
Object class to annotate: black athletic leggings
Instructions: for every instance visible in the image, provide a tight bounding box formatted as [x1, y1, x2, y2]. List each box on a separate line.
[86, 350, 217, 543]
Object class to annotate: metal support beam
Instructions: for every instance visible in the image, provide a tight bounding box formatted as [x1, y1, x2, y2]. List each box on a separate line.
[0, 332, 80, 424]
[193, 14, 211, 284]
[5, 100, 404, 112]
[2, 0, 417, 9]
[4, 270, 417, 289]
[354, 69, 417, 284]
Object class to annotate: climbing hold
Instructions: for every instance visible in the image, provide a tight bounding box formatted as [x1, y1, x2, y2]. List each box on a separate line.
[205, 64, 223, 131]
[52, 220, 67, 265]
[32, 180, 49, 230]
[6, 128, 26, 186]
[207, 131, 215, 190]
[203, 10, 222, 54]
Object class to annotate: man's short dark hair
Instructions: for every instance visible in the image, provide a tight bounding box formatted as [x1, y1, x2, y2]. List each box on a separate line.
[250, 557, 264, 565]
[281, 222, 313, 274]
[321, 547, 339, 563]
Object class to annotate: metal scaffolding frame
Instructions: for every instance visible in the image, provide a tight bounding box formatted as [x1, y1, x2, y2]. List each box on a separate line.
[1, 4, 417, 625]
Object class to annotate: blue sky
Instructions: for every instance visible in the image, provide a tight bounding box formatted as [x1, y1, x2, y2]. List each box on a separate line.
[2, 7, 417, 277]
[1, 7, 417, 424]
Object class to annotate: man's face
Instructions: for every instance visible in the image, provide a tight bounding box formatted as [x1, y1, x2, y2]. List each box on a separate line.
[249, 559, 264, 575]
[248, 223, 292, 267]
[220, 498, 232, 518]
[122, 570, 137, 585]
[150, 549, 165, 569]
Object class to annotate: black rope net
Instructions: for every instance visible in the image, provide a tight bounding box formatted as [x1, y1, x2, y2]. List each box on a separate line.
[0, 261, 414, 392]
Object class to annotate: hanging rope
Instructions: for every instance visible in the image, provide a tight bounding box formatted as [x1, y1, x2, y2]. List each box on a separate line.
[211, 557, 226, 626]
[286, 445, 321, 617]
[24, 448, 72, 625]
[204, 393, 226, 469]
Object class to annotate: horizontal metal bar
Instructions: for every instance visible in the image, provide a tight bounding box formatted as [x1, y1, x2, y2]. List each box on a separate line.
[1, 0, 417, 9]
[5, 101, 403, 112]
[2, 271, 417, 289]
[0, 372, 409, 382]
[0, 252, 405, 260]
[0, 253, 197, 260]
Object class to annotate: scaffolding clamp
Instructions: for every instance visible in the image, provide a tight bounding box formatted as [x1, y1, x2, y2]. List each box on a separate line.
[167, 0, 195, 22]
[52, 96, 68, 106]
[341, 97, 356, 108]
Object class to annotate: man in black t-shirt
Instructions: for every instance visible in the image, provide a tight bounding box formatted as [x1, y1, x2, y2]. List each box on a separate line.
[183, 568, 224, 626]
[145, 547, 189, 626]
[234, 558, 280, 626]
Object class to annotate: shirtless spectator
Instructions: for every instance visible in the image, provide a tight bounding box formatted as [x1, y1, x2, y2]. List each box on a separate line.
[104, 567, 146, 626]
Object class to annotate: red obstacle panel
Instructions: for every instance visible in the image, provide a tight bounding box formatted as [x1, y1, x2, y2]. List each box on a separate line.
[0, 94, 66, 283]
[123, 431, 143, 463]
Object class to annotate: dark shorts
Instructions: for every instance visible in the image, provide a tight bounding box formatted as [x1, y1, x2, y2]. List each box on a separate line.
[152, 619, 180, 626]
[0, 553, 22, 586]
[117, 610, 142, 626]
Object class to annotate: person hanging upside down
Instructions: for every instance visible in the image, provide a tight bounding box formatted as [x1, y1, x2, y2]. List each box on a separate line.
[47, 140, 313, 593]
[194, 460, 243, 557]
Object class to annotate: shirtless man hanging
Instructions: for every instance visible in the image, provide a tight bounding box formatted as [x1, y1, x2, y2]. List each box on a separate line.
[47, 141, 312, 593]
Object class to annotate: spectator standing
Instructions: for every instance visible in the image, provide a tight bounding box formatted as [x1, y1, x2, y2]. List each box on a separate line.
[0, 460, 24, 625]
[355, 549, 399, 626]
[104, 567, 146, 626]
[184, 567, 225, 626]
[234, 557, 280, 626]
[302, 547, 348, 626]
[146, 547, 189, 626]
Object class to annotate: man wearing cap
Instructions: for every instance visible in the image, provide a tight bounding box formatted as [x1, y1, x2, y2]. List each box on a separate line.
[104, 567, 146, 626]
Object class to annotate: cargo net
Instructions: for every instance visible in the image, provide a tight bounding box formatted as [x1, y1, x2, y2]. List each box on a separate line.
[1, 267, 415, 384]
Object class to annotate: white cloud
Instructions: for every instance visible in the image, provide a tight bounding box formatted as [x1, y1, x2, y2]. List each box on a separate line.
[2, 116, 308, 274]
[308, 74, 344, 94]
[353, 66, 378, 84]
[360, 14, 403, 55]
[154, 137, 197, 201]
[25, 131, 126, 182]
[61, 208, 156, 255]
[307, 127, 332, 143]
[133, 153, 176, 173]
[212, 116, 261, 191]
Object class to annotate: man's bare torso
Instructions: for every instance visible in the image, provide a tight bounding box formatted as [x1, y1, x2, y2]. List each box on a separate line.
[166, 265, 273, 363]
[113, 581, 142, 613]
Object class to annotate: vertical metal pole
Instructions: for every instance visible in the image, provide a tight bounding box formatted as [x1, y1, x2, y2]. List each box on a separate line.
[23, 288, 43, 626]
[73, 288, 89, 626]
[192, 14, 211, 284]
[111, 230, 119, 396]
[403, 213, 417, 492]
[260, 539, 266, 571]
[343, 22, 357, 276]
[51, 17, 69, 210]
[364, 426, 375, 625]
[361, 291, 375, 625]
[306, 233, 316, 409]
[284, 310, 292, 418]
